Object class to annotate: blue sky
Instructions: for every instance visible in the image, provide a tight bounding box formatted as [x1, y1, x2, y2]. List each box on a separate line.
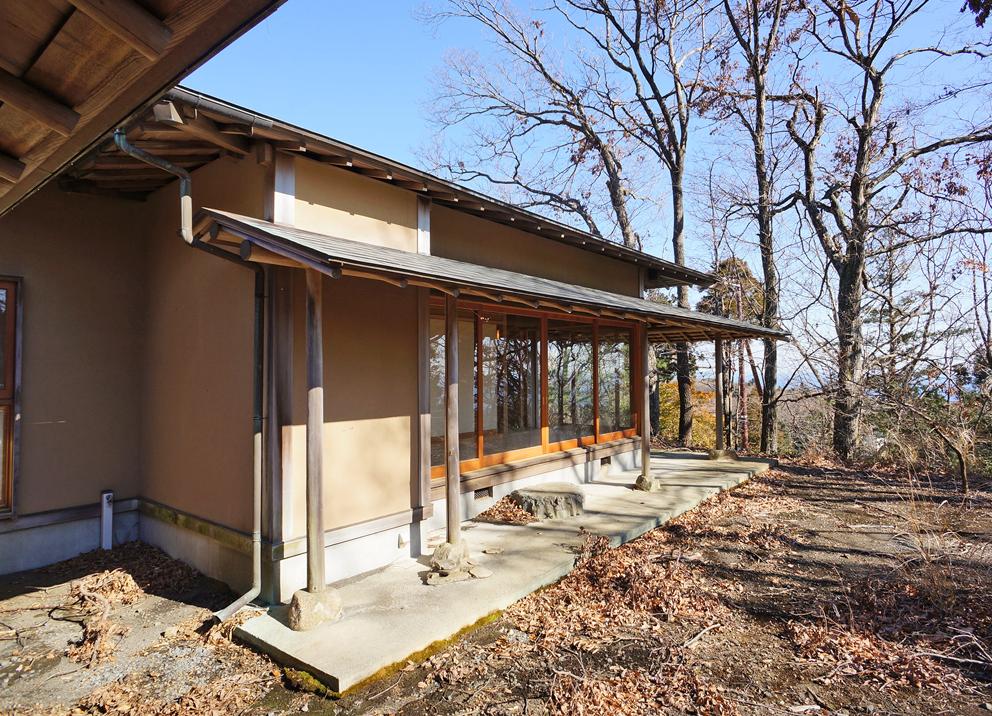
[186, 1, 987, 385]
[187, 2, 463, 168]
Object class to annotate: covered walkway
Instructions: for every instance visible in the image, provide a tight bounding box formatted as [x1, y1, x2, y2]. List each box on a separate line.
[236, 451, 774, 693]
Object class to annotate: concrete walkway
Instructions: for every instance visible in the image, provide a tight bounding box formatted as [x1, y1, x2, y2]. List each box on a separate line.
[237, 452, 773, 693]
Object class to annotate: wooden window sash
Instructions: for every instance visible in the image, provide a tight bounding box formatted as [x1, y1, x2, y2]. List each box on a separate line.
[429, 293, 640, 481]
[0, 278, 19, 514]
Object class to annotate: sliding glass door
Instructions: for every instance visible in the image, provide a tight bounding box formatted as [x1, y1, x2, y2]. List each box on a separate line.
[547, 319, 595, 448]
[430, 298, 638, 478]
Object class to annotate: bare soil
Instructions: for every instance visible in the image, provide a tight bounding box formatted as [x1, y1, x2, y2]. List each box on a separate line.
[2, 461, 991, 715]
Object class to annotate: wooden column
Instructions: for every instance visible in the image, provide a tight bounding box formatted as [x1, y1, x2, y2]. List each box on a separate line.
[714, 338, 725, 452]
[641, 326, 651, 479]
[445, 294, 462, 544]
[305, 269, 326, 593]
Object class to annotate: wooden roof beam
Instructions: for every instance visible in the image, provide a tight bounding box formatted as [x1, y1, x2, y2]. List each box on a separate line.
[408, 278, 459, 297]
[0, 68, 80, 136]
[0, 152, 26, 183]
[342, 268, 408, 289]
[240, 241, 302, 268]
[462, 287, 504, 303]
[68, 0, 173, 61]
[317, 155, 353, 167]
[153, 101, 248, 155]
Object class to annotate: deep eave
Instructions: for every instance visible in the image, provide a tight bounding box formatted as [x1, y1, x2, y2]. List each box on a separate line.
[0, 0, 287, 218]
[199, 208, 788, 342]
[59, 86, 717, 290]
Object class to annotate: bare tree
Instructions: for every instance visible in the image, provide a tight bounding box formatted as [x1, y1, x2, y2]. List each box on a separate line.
[426, 0, 721, 445]
[785, 0, 992, 460]
[425, 0, 642, 247]
[713, 0, 797, 452]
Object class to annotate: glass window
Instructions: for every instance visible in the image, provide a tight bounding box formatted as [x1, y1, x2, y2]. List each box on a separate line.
[598, 325, 633, 435]
[429, 305, 478, 466]
[548, 320, 595, 443]
[0, 405, 8, 510]
[0, 286, 8, 396]
[480, 311, 542, 455]
[0, 281, 15, 512]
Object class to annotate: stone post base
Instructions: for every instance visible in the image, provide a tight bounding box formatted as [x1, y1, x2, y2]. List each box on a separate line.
[425, 540, 494, 585]
[707, 449, 739, 461]
[288, 588, 343, 631]
[634, 474, 662, 492]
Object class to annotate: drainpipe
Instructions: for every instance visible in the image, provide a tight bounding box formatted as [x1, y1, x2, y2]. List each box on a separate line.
[114, 130, 193, 244]
[114, 129, 264, 621]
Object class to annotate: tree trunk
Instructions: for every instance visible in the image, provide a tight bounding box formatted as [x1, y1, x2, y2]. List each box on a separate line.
[671, 171, 694, 446]
[753, 73, 779, 454]
[738, 340, 748, 452]
[833, 258, 865, 460]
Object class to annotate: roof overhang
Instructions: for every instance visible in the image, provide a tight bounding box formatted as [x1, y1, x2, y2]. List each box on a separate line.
[56, 86, 717, 290]
[0, 0, 287, 218]
[197, 209, 789, 343]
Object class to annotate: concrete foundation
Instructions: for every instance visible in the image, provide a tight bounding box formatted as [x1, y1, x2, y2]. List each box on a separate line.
[139, 511, 253, 594]
[237, 452, 773, 693]
[0, 501, 140, 574]
[270, 443, 641, 603]
[423, 444, 639, 535]
[0, 444, 648, 610]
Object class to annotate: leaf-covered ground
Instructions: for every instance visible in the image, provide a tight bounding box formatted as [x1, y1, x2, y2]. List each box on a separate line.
[1, 461, 991, 715]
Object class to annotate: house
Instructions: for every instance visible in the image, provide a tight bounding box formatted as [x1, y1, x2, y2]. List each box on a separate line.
[0, 27, 785, 618]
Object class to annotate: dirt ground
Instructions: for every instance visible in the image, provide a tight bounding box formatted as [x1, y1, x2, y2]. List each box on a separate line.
[1, 460, 990, 715]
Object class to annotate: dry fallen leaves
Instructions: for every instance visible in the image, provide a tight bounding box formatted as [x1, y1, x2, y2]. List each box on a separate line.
[474, 496, 539, 525]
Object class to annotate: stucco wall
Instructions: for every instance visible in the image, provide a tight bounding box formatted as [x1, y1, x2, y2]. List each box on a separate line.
[293, 156, 418, 251]
[283, 274, 418, 539]
[430, 205, 641, 296]
[0, 185, 145, 515]
[139, 157, 266, 534]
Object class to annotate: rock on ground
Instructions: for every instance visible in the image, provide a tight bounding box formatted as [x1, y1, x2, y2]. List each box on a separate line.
[509, 482, 585, 519]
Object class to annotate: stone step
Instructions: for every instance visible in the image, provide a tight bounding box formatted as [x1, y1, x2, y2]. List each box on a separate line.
[509, 482, 585, 519]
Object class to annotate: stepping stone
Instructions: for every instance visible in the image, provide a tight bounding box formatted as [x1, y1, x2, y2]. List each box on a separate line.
[509, 482, 585, 519]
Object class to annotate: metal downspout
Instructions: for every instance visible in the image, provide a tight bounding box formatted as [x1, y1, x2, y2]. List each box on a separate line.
[114, 129, 264, 621]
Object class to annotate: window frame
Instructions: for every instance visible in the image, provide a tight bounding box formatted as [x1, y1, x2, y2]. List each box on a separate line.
[430, 296, 641, 481]
[0, 277, 22, 517]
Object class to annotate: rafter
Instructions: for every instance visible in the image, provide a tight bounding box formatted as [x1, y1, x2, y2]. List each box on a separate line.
[152, 101, 248, 155]
[68, 0, 173, 61]
[0, 152, 25, 183]
[0, 68, 79, 136]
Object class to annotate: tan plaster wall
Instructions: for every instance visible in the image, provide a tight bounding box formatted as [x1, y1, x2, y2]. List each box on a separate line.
[430, 205, 641, 296]
[0, 185, 145, 515]
[283, 274, 417, 539]
[139, 157, 266, 533]
[293, 157, 418, 251]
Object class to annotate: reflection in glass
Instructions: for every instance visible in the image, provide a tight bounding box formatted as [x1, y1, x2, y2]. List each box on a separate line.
[548, 320, 594, 443]
[481, 312, 542, 455]
[429, 306, 477, 466]
[0, 288, 7, 392]
[598, 326, 633, 434]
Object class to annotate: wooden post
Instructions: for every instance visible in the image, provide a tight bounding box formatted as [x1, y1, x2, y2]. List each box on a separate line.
[445, 294, 462, 544]
[641, 327, 651, 480]
[305, 269, 326, 593]
[714, 338, 725, 453]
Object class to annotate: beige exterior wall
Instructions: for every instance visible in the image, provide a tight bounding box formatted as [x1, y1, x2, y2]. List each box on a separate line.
[282, 274, 417, 539]
[138, 157, 266, 534]
[293, 156, 418, 251]
[2, 145, 647, 581]
[430, 205, 641, 296]
[0, 185, 145, 515]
